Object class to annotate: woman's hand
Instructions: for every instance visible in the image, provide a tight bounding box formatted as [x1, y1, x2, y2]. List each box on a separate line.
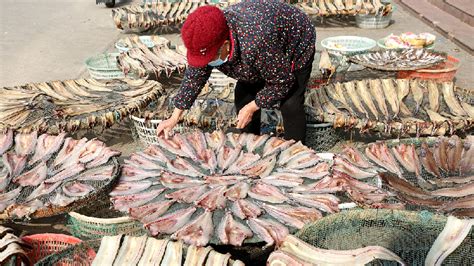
[156, 108, 184, 139]
[236, 101, 260, 129]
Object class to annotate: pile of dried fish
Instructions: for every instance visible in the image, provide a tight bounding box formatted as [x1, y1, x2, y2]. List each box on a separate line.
[267, 235, 405, 265]
[305, 79, 474, 137]
[115, 35, 170, 52]
[0, 79, 162, 133]
[92, 235, 244, 265]
[295, 0, 393, 16]
[333, 135, 474, 217]
[0, 226, 30, 265]
[111, 0, 231, 32]
[349, 49, 447, 71]
[117, 44, 187, 78]
[0, 130, 121, 219]
[110, 130, 392, 247]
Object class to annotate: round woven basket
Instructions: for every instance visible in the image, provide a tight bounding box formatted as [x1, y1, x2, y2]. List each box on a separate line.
[85, 53, 125, 79]
[21, 233, 95, 265]
[68, 212, 146, 240]
[296, 209, 473, 265]
[321, 36, 377, 55]
[305, 122, 343, 152]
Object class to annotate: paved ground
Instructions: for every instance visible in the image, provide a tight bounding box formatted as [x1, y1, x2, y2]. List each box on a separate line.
[1, 1, 472, 88]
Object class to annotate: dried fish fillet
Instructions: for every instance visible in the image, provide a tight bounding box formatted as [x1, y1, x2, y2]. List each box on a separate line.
[92, 235, 123, 266]
[184, 246, 213, 266]
[137, 238, 169, 266]
[425, 216, 473, 266]
[161, 240, 183, 266]
[113, 235, 148, 266]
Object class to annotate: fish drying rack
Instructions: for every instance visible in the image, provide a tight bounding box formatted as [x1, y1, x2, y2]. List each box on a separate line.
[305, 78, 474, 138]
[297, 209, 473, 265]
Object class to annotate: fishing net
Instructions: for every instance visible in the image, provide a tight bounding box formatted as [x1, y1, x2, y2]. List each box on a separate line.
[34, 239, 99, 266]
[296, 209, 473, 265]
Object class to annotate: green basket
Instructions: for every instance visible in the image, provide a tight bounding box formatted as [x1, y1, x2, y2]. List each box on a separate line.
[85, 53, 125, 79]
[68, 211, 146, 240]
[296, 209, 473, 265]
[321, 36, 377, 55]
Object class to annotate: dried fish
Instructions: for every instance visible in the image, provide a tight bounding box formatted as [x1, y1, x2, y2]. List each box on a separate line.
[146, 207, 196, 235]
[441, 82, 467, 117]
[428, 80, 440, 112]
[356, 80, 379, 120]
[276, 235, 406, 265]
[218, 212, 253, 246]
[344, 81, 369, 118]
[369, 79, 390, 119]
[381, 79, 400, 118]
[172, 210, 213, 246]
[137, 238, 169, 266]
[425, 216, 473, 266]
[0, 130, 13, 156]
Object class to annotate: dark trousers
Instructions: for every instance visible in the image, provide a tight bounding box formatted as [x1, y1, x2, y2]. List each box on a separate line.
[234, 57, 314, 143]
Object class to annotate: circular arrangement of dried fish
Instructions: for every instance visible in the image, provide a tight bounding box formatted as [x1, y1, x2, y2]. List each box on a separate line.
[332, 135, 474, 218]
[0, 131, 121, 220]
[305, 79, 474, 137]
[110, 130, 393, 247]
[0, 78, 162, 133]
[348, 49, 447, 71]
[111, 1, 231, 32]
[295, 0, 393, 17]
[117, 40, 187, 79]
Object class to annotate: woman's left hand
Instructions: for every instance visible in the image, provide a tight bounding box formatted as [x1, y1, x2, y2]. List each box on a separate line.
[236, 100, 260, 129]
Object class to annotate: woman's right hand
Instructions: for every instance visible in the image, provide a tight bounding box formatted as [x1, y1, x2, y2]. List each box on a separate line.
[156, 108, 184, 139]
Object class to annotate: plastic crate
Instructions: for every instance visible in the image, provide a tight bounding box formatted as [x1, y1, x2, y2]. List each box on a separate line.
[85, 53, 125, 79]
[21, 234, 93, 264]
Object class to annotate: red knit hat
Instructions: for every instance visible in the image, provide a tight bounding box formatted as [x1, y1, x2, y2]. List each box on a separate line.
[181, 6, 229, 67]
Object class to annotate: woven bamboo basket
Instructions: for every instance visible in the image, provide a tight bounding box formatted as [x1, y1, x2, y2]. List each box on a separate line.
[305, 78, 474, 138]
[296, 209, 473, 265]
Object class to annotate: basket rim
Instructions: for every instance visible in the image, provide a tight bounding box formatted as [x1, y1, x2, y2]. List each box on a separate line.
[85, 53, 121, 71]
[21, 233, 82, 244]
[130, 114, 163, 124]
[69, 211, 135, 224]
[321, 36, 377, 52]
[377, 37, 435, 50]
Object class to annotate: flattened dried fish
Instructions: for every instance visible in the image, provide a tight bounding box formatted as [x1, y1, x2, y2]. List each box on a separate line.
[247, 218, 288, 247]
[30, 133, 66, 164]
[232, 199, 262, 219]
[248, 182, 288, 204]
[113, 235, 148, 266]
[333, 156, 376, 179]
[14, 132, 37, 156]
[194, 185, 227, 211]
[137, 238, 169, 266]
[62, 181, 95, 197]
[340, 145, 372, 169]
[165, 185, 207, 204]
[356, 80, 379, 120]
[92, 235, 123, 266]
[278, 235, 405, 265]
[428, 80, 440, 112]
[288, 193, 339, 213]
[379, 172, 432, 199]
[431, 182, 474, 198]
[261, 203, 322, 229]
[261, 172, 304, 187]
[410, 79, 424, 113]
[425, 216, 473, 266]
[12, 161, 47, 186]
[369, 79, 389, 119]
[184, 246, 212, 266]
[146, 207, 196, 235]
[344, 81, 369, 118]
[262, 137, 295, 157]
[172, 210, 213, 246]
[161, 240, 183, 266]
[205, 250, 231, 266]
[112, 188, 165, 212]
[218, 212, 253, 246]
[130, 200, 174, 224]
[224, 182, 250, 201]
[441, 82, 467, 117]
[381, 79, 399, 118]
[0, 129, 13, 156]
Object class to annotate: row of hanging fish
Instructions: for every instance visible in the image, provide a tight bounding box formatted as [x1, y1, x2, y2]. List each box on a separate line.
[0, 226, 29, 265]
[117, 44, 187, 78]
[109, 130, 392, 247]
[333, 135, 474, 217]
[295, 0, 392, 16]
[305, 78, 474, 137]
[0, 78, 162, 133]
[111, 0, 230, 32]
[349, 49, 447, 71]
[0, 130, 121, 219]
[92, 235, 244, 266]
[267, 235, 405, 266]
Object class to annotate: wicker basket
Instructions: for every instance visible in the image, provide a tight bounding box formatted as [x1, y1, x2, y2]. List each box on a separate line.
[21, 234, 95, 264]
[356, 11, 393, 29]
[130, 115, 194, 146]
[68, 212, 146, 240]
[305, 123, 343, 152]
[296, 209, 473, 265]
[35, 240, 99, 266]
[85, 53, 125, 79]
[377, 37, 435, 50]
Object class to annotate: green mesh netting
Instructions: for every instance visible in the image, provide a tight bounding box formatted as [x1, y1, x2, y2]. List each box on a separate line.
[34, 240, 100, 266]
[296, 209, 473, 266]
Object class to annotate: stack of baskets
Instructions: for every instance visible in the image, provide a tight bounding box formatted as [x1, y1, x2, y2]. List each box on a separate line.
[85, 53, 125, 80]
